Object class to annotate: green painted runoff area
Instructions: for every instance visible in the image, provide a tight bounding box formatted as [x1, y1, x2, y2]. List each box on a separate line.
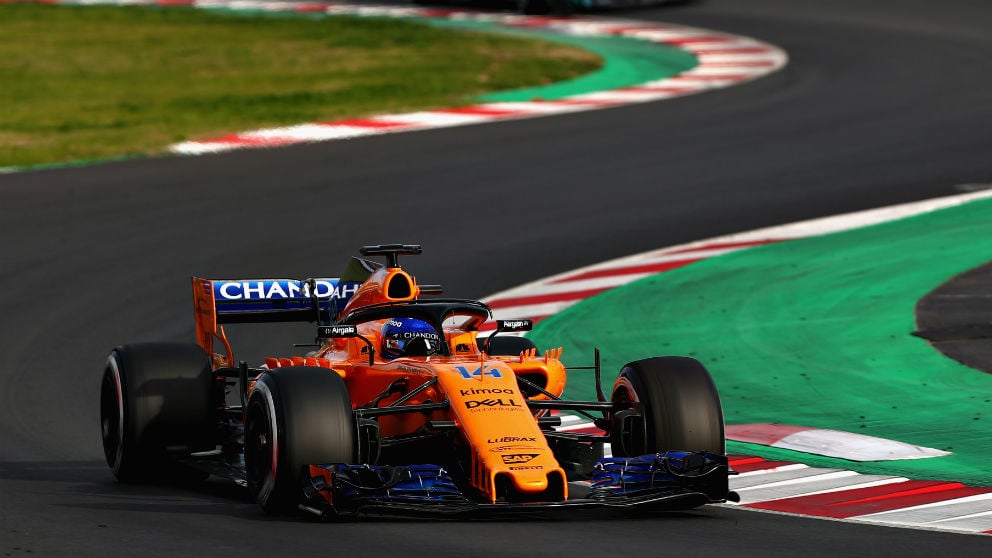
[425, 20, 698, 102]
[528, 197, 992, 486]
[2, 4, 695, 173]
[195, 8, 697, 103]
[136, 8, 698, 103]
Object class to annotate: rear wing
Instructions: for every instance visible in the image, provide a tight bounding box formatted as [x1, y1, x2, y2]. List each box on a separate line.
[200, 278, 358, 323]
[192, 277, 361, 362]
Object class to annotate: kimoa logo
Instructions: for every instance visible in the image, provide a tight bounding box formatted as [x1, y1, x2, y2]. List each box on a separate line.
[459, 387, 513, 397]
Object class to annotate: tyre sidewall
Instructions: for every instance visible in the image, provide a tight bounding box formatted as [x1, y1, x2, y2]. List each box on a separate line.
[611, 356, 725, 456]
[101, 342, 214, 482]
[245, 367, 356, 514]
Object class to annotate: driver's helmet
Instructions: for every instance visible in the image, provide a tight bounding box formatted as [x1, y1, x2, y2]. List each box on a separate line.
[381, 317, 441, 359]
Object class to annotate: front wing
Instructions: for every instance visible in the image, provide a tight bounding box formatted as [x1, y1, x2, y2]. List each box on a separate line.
[301, 451, 735, 519]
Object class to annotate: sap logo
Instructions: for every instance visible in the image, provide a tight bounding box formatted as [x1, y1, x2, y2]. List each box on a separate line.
[488, 437, 537, 444]
[454, 365, 502, 380]
[501, 454, 539, 465]
[465, 398, 521, 409]
[459, 387, 513, 397]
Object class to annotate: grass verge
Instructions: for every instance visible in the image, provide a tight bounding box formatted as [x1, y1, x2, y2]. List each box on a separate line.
[0, 4, 601, 167]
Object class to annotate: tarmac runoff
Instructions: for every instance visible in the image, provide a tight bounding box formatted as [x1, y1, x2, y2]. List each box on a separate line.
[488, 189, 992, 534]
[27, 0, 783, 155]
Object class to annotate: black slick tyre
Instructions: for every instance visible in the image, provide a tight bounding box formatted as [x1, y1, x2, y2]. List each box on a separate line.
[610, 356, 725, 457]
[244, 366, 356, 514]
[100, 342, 215, 482]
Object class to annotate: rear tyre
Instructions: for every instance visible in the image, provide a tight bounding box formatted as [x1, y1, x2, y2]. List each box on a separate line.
[245, 367, 357, 514]
[610, 356, 724, 457]
[100, 342, 215, 482]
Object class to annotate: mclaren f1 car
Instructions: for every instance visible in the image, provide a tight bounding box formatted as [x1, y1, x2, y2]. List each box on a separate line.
[100, 244, 736, 518]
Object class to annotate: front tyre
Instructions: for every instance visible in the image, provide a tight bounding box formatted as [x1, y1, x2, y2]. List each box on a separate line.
[100, 342, 214, 482]
[610, 356, 725, 457]
[245, 367, 357, 514]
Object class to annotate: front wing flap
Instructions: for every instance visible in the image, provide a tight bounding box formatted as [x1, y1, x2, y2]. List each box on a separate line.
[301, 451, 732, 519]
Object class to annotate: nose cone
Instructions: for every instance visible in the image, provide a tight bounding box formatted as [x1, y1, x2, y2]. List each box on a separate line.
[513, 474, 549, 492]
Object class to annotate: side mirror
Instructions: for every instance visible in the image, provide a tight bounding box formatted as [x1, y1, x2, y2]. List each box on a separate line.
[481, 319, 534, 354]
[496, 320, 533, 333]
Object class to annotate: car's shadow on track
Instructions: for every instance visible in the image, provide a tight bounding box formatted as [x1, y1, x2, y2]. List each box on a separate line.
[0, 459, 262, 520]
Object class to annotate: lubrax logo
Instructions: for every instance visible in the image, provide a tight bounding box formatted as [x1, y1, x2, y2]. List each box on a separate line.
[465, 398, 521, 409]
[487, 437, 537, 444]
[501, 454, 539, 465]
[459, 387, 513, 397]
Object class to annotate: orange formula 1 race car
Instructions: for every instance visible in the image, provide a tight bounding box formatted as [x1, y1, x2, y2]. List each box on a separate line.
[100, 244, 737, 518]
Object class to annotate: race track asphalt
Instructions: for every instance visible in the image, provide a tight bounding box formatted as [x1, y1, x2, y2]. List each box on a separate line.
[1, 0, 991, 555]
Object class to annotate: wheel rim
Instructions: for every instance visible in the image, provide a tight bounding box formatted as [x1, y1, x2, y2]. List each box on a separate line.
[610, 374, 647, 456]
[100, 355, 125, 472]
[245, 381, 279, 504]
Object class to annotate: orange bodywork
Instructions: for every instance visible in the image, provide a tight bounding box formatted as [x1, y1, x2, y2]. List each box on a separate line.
[192, 277, 233, 369]
[192, 265, 569, 502]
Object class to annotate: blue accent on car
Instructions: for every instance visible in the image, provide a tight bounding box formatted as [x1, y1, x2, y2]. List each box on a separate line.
[381, 318, 441, 359]
[590, 451, 727, 497]
[211, 278, 361, 317]
[454, 365, 503, 380]
[318, 464, 468, 505]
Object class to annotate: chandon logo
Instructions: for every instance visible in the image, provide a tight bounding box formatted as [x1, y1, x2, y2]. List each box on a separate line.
[215, 279, 356, 300]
